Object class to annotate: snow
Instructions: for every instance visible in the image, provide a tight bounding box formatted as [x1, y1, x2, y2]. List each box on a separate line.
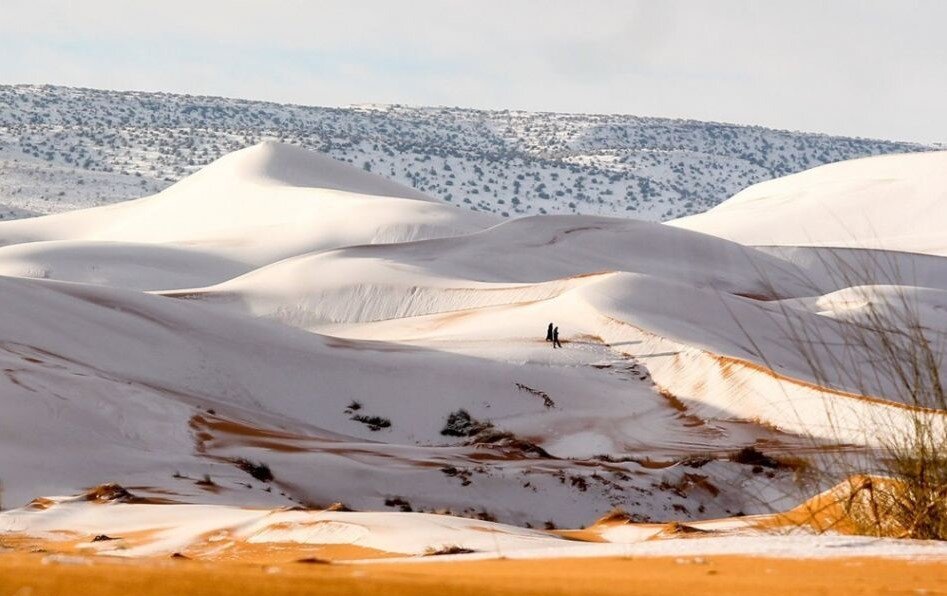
[0, 142, 495, 288]
[0, 84, 932, 222]
[671, 150, 947, 255]
[0, 499, 565, 558]
[4, 500, 947, 562]
[0, 141, 945, 559]
[442, 534, 947, 562]
[0, 241, 248, 291]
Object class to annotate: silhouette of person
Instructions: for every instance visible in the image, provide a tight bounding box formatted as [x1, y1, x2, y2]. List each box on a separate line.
[553, 326, 562, 349]
[546, 322, 554, 342]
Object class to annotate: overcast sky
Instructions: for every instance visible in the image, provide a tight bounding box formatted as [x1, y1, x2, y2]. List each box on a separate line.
[3, 0, 945, 143]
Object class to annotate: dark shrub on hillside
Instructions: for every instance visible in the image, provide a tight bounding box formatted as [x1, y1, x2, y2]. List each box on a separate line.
[440, 409, 491, 437]
[235, 459, 274, 482]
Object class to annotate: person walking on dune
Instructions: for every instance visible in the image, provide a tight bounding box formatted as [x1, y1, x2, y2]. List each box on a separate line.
[553, 326, 562, 349]
[546, 322, 554, 342]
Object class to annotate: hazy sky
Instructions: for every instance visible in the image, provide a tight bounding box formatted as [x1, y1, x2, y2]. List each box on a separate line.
[3, 0, 946, 143]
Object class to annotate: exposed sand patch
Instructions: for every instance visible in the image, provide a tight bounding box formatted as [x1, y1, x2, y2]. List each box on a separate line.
[182, 535, 396, 563]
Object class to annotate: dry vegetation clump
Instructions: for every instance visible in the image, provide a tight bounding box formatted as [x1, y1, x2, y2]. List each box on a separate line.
[349, 414, 391, 431]
[467, 429, 552, 459]
[731, 446, 782, 469]
[195, 475, 218, 490]
[730, 446, 810, 476]
[440, 409, 551, 457]
[233, 459, 274, 483]
[91, 534, 117, 542]
[295, 557, 331, 565]
[514, 382, 556, 408]
[384, 497, 413, 512]
[423, 544, 476, 556]
[344, 401, 391, 431]
[837, 436, 947, 539]
[440, 409, 492, 437]
[740, 248, 947, 539]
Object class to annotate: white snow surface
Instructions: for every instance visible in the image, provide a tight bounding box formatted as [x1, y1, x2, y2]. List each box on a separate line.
[1, 143, 946, 551]
[0, 142, 495, 285]
[671, 150, 947, 255]
[4, 500, 947, 561]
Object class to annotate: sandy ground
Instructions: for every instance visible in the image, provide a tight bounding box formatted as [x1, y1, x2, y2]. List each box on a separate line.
[2, 552, 946, 596]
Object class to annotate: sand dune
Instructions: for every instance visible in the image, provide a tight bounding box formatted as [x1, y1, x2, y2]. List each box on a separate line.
[0, 142, 495, 287]
[2, 143, 947, 570]
[671, 150, 947, 255]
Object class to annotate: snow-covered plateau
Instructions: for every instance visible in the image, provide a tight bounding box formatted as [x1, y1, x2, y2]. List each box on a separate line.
[0, 84, 935, 222]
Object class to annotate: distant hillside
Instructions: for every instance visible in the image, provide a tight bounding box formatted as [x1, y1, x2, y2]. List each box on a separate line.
[0, 84, 933, 221]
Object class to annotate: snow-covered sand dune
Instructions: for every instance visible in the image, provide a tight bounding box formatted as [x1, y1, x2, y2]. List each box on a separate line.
[671, 150, 947, 255]
[0, 142, 495, 288]
[166, 214, 811, 326]
[0, 271, 795, 524]
[1, 143, 946, 553]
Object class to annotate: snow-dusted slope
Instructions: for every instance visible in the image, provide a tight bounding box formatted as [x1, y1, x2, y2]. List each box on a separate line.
[671, 150, 947, 255]
[5, 497, 947, 562]
[0, 84, 932, 222]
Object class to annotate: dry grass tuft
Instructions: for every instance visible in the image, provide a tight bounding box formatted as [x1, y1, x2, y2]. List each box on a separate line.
[737, 247, 947, 539]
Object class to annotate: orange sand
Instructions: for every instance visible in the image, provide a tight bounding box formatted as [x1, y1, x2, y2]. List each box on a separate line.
[2, 551, 945, 596]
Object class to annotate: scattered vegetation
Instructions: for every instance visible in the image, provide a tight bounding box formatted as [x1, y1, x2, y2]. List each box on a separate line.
[234, 458, 274, 483]
[384, 497, 413, 512]
[350, 414, 391, 431]
[1, 85, 927, 223]
[91, 534, 117, 542]
[344, 401, 390, 431]
[295, 557, 331, 565]
[195, 475, 217, 489]
[731, 446, 781, 469]
[440, 466, 472, 486]
[440, 409, 492, 437]
[680, 456, 713, 468]
[423, 544, 476, 556]
[471, 429, 552, 458]
[515, 382, 555, 408]
[439, 409, 552, 458]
